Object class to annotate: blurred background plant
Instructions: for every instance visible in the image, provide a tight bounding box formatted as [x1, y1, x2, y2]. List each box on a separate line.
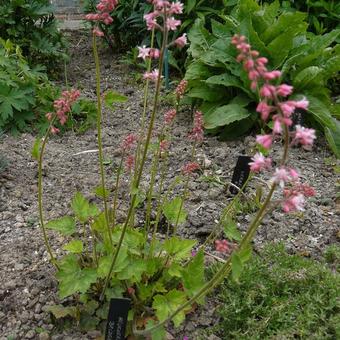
[183, 0, 340, 156]
[0, 0, 68, 72]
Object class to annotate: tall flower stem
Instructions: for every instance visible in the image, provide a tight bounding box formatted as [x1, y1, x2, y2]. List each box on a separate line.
[38, 123, 59, 269]
[92, 34, 112, 247]
[100, 20, 169, 301]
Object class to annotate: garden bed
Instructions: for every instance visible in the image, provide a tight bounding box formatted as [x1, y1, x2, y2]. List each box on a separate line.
[0, 31, 339, 339]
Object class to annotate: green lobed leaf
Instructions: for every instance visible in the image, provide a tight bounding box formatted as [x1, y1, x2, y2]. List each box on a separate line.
[152, 289, 189, 327]
[31, 138, 41, 161]
[181, 250, 205, 300]
[231, 253, 243, 282]
[163, 196, 187, 225]
[104, 90, 127, 109]
[56, 255, 97, 298]
[163, 237, 197, 260]
[63, 240, 83, 254]
[45, 304, 78, 319]
[223, 217, 242, 242]
[45, 216, 76, 236]
[71, 192, 100, 223]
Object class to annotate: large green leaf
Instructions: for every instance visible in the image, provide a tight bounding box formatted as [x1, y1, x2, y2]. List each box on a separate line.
[305, 95, 336, 131]
[204, 104, 250, 129]
[185, 62, 212, 80]
[152, 289, 189, 327]
[56, 255, 97, 298]
[163, 237, 196, 260]
[293, 66, 324, 89]
[205, 73, 250, 94]
[325, 119, 340, 159]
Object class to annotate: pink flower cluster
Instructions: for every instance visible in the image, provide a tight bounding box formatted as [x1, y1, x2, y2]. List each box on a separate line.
[175, 79, 188, 100]
[164, 108, 177, 125]
[182, 162, 200, 175]
[140, 1, 187, 82]
[215, 239, 229, 253]
[120, 134, 137, 171]
[46, 89, 80, 134]
[85, 0, 118, 36]
[189, 111, 204, 142]
[232, 35, 316, 213]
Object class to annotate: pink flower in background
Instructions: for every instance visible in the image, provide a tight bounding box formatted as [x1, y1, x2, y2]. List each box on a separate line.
[149, 48, 160, 59]
[294, 97, 309, 110]
[215, 239, 229, 253]
[276, 84, 293, 97]
[273, 118, 283, 134]
[174, 34, 187, 48]
[293, 125, 316, 148]
[50, 126, 60, 135]
[189, 111, 204, 142]
[170, 1, 184, 14]
[52, 89, 80, 126]
[182, 162, 200, 175]
[167, 17, 181, 30]
[249, 153, 271, 172]
[282, 193, 305, 213]
[256, 134, 272, 149]
[93, 27, 104, 37]
[175, 79, 188, 99]
[272, 168, 291, 187]
[256, 101, 272, 121]
[164, 109, 177, 125]
[138, 45, 151, 60]
[121, 134, 137, 152]
[125, 155, 135, 171]
[143, 69, 161, 82]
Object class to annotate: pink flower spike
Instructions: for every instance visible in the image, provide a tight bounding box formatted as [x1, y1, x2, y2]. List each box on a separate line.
[174, 34, 187, 48]
[277, 84, 293, 97]
[121, 134, 137, 152]
[45, 112, 53, 121]
[256, 134, 273, 149]
[138, 45, 151, 60]
[249, 153, 272, 172]
[164, 109, 177, 125]
[272, 168, 290, 188]
[125, 155, 135, 172]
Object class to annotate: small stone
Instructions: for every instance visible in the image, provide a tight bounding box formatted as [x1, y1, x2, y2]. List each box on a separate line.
[39, 333, 50, 340]
[25, 330, 35, 339]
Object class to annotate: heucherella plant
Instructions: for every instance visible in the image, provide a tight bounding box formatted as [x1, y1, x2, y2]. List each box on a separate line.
[33, 1, 316, 338]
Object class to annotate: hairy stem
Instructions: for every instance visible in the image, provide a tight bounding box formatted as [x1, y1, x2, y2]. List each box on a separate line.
[92, 34, 112, 247]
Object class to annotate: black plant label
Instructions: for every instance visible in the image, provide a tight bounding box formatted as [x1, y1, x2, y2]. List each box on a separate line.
[105, 298, 131, 340]
[230, 155, 251, 195]
[291, 108, 305, 130]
